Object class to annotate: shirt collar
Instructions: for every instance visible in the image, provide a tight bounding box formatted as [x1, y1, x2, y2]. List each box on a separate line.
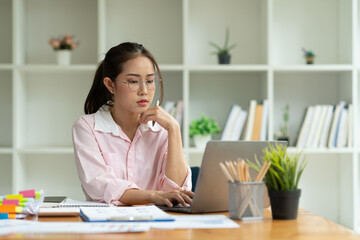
[94, 106, 161, 136]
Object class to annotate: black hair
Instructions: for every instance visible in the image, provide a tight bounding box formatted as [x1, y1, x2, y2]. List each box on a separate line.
[84, 42, 163, 114]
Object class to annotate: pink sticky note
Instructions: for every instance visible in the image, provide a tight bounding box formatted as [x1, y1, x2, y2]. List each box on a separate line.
[3, 199, 19, 206]
[19, 189, 36, 198]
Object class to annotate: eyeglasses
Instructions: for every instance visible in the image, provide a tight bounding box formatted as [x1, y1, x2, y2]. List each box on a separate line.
[120, 76, 160, 92]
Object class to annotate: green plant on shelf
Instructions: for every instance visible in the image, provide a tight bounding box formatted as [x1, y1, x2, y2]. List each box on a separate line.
[189, 115, 220, 138]
[208, 27, 237, 56]
[279, 104, 289, 138]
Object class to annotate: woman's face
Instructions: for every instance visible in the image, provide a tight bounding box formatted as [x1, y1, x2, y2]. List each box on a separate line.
[113, 56, 156, 115]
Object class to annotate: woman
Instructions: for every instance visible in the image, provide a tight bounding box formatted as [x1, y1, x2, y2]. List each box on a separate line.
[72, 42, 193, 206]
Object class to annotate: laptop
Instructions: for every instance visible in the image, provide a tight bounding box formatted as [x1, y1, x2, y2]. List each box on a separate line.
[158, 140, 287, 213]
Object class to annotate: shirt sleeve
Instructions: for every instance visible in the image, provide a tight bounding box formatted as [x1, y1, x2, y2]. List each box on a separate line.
[72, 117, 139, 205]
[158, 152, 192, 192]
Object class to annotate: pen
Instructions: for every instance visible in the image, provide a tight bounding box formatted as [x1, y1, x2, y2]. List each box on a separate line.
[108, 215, 154, 221]
[153, 100, 159, 126]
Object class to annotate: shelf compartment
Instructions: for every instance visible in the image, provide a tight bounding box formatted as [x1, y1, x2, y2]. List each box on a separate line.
[105, 0, 183, 65]
[272, 0, 352, 65]
[298, 154, 353, 229]
[0, 0, 12, 64]
[274, 71, 352, 147]
[23, 0, 98, 65]
[20, 154, 83, 200]
[0, 155, 12, 195]
[18, 72, 93, 148]
[0, 71, 12, 148]
[188, 0, 268, 65]
[189, 71, 268, 143]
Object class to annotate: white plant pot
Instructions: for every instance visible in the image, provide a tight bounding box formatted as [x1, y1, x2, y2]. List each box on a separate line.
[56, 50, 71, 65]
[193, 135, 212, 149]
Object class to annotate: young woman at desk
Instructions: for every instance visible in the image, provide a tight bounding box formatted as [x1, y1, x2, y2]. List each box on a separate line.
[72, 42, 193, 207]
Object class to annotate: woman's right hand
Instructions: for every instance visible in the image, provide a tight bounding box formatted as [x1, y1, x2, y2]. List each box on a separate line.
[150, 190, 194, 207]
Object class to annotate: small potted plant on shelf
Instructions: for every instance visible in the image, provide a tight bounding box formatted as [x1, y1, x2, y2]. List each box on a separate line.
[275, 104, 290, 144]
[248, 143, 307, 220]
[189, 115, 220, 148]
[302, 47, 315, 64]
[209, 27, 236, 64]
[48, 34, 79, 65]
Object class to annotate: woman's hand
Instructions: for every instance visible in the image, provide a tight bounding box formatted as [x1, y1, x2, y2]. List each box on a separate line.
[140, 106, 178, 131]
[150, 190, 194, 207]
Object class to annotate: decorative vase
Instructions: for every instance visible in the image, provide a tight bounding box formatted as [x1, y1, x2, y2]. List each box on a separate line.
[268, 189, 301, 220]
[193, 135, 211, 149]
[218, 54, 231, 64]
[56, 50, 71, 65]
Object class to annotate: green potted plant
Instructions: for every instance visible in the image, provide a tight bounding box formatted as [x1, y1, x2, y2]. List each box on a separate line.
[209, 27, 236, 64]
[248, 143, 307, 219]
[302, 47, 315, 64]
[189, 115, 220, 148]
[275, 104, 290, 143]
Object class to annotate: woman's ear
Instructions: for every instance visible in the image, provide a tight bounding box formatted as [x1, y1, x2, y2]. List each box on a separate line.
[103, 77, 115, 94]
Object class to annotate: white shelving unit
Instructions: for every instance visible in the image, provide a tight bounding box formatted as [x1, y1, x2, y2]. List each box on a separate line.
[1, 0, 360, 231]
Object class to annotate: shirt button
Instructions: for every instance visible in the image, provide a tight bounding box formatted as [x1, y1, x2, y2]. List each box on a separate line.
[129, 172, 134, 177]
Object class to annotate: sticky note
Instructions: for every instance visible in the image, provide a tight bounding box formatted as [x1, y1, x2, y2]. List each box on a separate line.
[19, 189, 35, 198]
[35, 192, 41, 199]
[6, 194, 23, 201]
[0, 213, 8, 219]
[0, 205, 16, 213]
[2, 199, 19, 206]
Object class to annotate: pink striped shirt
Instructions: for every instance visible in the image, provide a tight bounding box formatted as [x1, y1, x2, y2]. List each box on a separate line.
[72, 107, 192, 205]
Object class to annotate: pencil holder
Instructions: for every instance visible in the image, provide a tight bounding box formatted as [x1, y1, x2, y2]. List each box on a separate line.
[228, 181, 264, 220]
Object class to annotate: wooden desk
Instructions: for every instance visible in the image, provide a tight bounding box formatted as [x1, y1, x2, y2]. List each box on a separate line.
[1, 209, 360, 240]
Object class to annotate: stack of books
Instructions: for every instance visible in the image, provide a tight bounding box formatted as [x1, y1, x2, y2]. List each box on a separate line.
[221, 99, 269, 141]
[296, 101, 352, 149]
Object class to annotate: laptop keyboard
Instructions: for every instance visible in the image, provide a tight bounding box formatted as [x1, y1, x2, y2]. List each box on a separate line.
[157, 205, 192, 213]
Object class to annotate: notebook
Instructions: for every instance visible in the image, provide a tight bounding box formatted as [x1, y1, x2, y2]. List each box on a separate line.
[158, 140, 287, 213]
[59, 198, 113, 207]
[80, 205, 174, 222]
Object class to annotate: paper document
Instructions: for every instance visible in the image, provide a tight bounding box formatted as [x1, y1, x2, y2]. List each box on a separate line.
[80, 205, 174, 222]
[0, 220, 149, 235]
[148, 215, 239, 229]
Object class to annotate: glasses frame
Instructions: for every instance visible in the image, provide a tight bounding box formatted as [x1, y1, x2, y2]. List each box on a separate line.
[115, 76, 161, 92]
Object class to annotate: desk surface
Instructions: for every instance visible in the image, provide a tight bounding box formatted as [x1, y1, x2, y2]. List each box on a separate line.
[1, 209, 360, 240]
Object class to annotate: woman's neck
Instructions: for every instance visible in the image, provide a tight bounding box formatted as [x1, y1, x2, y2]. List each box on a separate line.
[110, 107, 140, 141]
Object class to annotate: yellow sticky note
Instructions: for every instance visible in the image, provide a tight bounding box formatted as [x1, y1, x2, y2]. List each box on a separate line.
[6, 194, 23, 201]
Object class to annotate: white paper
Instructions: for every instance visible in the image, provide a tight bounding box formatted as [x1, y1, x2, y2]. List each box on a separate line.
[147, 214, 239, 229]
[80, 205, 173, 221]
[0, 220, 149, 235]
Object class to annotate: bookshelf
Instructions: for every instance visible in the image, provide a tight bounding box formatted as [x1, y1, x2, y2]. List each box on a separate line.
[0, 0, 359, 231]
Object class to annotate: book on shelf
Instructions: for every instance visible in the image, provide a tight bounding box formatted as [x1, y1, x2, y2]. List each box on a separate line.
[336, 108, 348, 148]
[296, 101, 350, 149]
[312, 105, 328, 148]
[244, 100, 257, 141]
[348, 104, 353, 148]
[318, 105, 335, 148]
[251, 104, 263, 141]
[296, 106, 315, 148]
[221, 104, 241, 140]
[328, 101, 346, 148]
[260, 99, 269, 141]
[163, 100, 183, 129]
[231, 110, 247, 141]
[305, 105, 322, 148]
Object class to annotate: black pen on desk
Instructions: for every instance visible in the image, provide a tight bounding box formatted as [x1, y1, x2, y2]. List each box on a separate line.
[153, 100, 159, 126]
